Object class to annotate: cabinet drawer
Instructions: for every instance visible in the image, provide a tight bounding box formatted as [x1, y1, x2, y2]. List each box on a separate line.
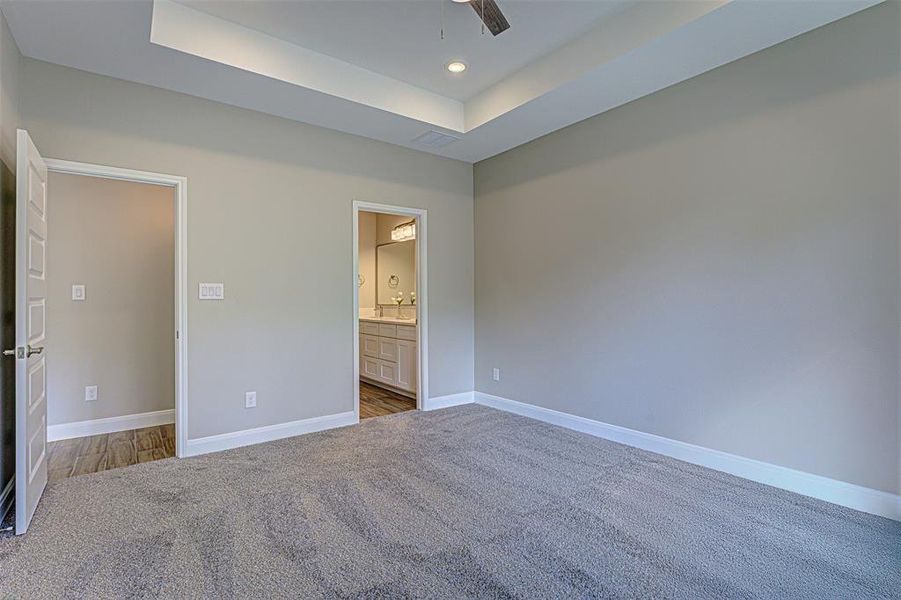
[361, 334, 379, 358]
[378, 338, 398, 362]
[377, 360, 397, 386]
[360, 321, 380, 336]
[378, 324, 397, 338]
[361, 356, 380, 380]
[396, 325, 416, 341]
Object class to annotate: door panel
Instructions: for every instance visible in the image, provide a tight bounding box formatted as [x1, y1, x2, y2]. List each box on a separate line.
[26, 416, 45, 482]
[27, 300, 44, 343]
[27, 360, 45, 411]
[15, 130, 48, 535]
[27, 236, 44, 278]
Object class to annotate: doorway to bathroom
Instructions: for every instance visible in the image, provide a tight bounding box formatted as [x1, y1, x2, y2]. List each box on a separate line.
[352, 201, 427, 421]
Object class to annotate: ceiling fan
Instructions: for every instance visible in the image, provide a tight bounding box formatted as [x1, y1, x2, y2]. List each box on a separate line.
[453, 0, 510, 36]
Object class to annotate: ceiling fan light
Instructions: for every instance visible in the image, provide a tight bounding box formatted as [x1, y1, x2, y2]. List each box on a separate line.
[447, 61, 467, 73]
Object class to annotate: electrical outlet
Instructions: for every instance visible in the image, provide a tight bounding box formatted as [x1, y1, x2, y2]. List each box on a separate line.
[245, 391, 257, 409]
[492, 368, 500, 382]
[85, 385, 98, 402]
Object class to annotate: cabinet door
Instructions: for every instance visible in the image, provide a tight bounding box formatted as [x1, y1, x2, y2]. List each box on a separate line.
[361, 334, 379, 359]
[361, 356, 380, 380]
[378, 338, 398, 362]
[396, 340, 417, 393]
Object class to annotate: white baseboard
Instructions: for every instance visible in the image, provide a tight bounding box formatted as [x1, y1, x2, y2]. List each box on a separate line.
[423, 391, 475, 411]
[0, 476, 13, 523]
[184, 410, 357, 457]
[48, 409, 175, 442]
[475, 391, 901, 522]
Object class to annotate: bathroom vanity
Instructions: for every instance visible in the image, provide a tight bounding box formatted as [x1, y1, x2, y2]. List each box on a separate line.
[360, 317, 417, 397]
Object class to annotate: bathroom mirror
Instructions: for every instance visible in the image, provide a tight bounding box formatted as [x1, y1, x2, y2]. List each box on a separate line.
[376, 240, 415, 304]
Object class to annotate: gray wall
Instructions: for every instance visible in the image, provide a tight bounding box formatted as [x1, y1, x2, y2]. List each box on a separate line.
[0, 9, 19, 512]
[474, 2, 900, 494]
[46, 173, 175, 426]
[21, 59, 474, 440]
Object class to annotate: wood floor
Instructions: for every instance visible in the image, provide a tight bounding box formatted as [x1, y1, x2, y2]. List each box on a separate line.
[47, 390, 410, 483]
[47, 424, 176, 482]
[360, 381, 416, 419]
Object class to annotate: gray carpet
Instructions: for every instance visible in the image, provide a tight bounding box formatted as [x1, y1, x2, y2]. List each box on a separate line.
[0, 404, 898, 599]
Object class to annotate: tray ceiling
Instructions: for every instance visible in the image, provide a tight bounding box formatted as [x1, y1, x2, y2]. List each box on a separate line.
[2, 0, 881, 162]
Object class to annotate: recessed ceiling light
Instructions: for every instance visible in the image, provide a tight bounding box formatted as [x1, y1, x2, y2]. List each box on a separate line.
[447, 61, 467, 73]
[451, 0, 469, 3]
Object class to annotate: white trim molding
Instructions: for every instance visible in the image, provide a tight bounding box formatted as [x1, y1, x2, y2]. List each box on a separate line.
[183, 411, 357, 457]
[48, 409, 176, 442]
[44, 158, 189, 459]
[475, 392, 901, 522]
[0, 476, 14, 524]
[423, 391, 474, 411]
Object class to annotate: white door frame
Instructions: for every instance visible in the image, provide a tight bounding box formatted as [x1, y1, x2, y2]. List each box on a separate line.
[352, 200, 428, 420]
[43, 159, 189, 457]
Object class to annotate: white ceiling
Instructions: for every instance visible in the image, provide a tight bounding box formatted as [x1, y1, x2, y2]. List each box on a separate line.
[1, 0, 882, 163]
[179, 0, 630, 102]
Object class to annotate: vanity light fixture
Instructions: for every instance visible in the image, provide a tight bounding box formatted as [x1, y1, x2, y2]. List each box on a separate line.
[446, 61, 467, 73]
[390, 220, 416, 242]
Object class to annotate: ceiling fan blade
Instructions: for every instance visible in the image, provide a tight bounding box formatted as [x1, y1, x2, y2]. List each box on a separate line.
[467, 0, 510, 36]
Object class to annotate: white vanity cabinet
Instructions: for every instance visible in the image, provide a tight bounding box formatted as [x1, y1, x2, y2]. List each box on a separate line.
[360, 320, 417, 396]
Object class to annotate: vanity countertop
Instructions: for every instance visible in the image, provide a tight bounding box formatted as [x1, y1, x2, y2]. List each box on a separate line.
[359, 316, 417, 325]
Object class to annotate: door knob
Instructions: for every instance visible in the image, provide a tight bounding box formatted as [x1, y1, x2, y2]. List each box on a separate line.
[2, 347, 42, 358]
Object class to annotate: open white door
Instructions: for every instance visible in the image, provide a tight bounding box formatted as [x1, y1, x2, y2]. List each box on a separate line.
[13, 129, 48, 534]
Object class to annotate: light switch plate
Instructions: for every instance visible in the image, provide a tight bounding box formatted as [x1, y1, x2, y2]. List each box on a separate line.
[245, 391, 257, 409]
[72, 284, 86, 301]
[199, 283, 224, 300]
[492, 368, 500, 382]
[85, 385, 98, 402]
